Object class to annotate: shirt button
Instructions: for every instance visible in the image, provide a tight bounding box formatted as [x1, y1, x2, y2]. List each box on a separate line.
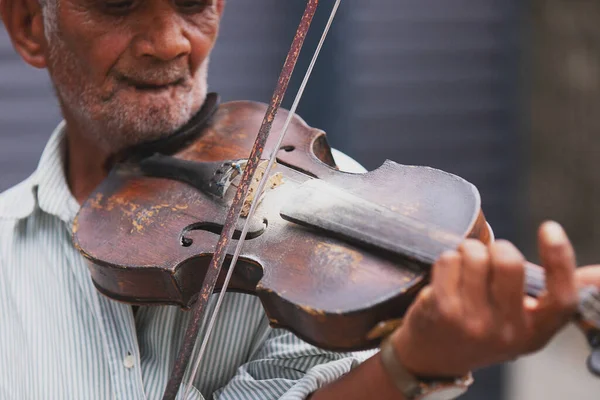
[123, 353, 135, 369]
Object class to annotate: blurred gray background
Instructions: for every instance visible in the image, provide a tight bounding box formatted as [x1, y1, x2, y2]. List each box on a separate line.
[2, 0, 600, 398]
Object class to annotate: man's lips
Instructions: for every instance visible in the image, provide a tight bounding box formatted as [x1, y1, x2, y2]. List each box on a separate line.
[118, 75, 185, 90]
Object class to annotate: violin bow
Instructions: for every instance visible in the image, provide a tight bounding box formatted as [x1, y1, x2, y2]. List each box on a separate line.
[162, 1, 342, 398]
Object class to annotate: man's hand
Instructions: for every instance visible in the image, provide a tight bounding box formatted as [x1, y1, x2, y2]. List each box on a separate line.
[391, 221, 579, 378]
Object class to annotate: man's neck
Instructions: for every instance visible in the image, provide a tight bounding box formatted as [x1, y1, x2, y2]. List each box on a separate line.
[65, 124, 110, 205]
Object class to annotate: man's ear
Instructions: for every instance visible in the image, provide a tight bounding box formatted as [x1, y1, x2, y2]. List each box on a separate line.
[0, 0, 48, 68]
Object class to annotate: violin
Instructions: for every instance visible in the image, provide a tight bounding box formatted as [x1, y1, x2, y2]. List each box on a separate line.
[73, 92, 492, 349]
[71, 1, 600, 398]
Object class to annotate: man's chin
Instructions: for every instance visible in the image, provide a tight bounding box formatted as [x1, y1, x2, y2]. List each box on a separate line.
[107, 89, 205, 141]
[63, 85, 207, 154]
[99, 110, 194, 153]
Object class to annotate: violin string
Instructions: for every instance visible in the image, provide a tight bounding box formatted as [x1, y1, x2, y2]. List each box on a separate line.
[524, 262, 546, 297]
[183, 1, 342, 396]
[580, 286, 600, 327]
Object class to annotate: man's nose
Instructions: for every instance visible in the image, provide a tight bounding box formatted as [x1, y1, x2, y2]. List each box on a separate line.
[133, 11, 191, 61]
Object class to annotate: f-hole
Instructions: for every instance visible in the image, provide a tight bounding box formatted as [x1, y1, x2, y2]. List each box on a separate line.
[180, 219, 268, 247]
[280, 145, 295, 152]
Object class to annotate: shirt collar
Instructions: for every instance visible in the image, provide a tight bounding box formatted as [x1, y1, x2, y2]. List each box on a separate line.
[0, 121, 80, 223]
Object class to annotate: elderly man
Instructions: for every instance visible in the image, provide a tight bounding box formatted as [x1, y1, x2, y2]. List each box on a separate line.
[0, 1, 598, 399]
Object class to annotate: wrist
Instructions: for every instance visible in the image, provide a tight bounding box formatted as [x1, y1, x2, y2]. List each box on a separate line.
[380, 335, 473, 400]
[390, 329, 470, 379]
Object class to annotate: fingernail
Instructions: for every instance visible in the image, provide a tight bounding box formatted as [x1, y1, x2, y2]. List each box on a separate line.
[543, 221, 566, 245]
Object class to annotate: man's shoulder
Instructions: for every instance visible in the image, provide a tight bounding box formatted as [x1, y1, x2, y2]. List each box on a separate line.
[0, 173, 38, 222]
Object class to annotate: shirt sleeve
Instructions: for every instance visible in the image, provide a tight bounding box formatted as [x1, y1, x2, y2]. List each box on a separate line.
[213, 322, 376, 400]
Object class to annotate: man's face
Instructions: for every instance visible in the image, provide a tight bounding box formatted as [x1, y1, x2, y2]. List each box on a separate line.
[44, 0, 221, 152]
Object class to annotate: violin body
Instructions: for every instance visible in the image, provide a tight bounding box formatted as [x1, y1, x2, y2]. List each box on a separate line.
[73, 98, 491, 351]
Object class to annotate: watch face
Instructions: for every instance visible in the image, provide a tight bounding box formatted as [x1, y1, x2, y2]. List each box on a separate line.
[421, 386, 468, 400]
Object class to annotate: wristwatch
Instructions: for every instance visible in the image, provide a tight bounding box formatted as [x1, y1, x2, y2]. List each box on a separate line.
[379, 336, 473, 400]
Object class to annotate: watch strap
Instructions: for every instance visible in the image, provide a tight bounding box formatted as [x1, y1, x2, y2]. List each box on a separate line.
[380, 335, 423, 398]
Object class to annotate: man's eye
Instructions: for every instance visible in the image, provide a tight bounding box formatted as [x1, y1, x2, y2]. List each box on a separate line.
[104, 0, 135, 13]
[175, 0, 211, 13]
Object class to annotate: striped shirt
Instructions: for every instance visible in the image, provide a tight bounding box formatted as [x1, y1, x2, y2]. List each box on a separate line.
[0, 122, 374, 400]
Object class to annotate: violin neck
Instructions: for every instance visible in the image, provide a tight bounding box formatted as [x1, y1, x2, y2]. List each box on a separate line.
[524, 262, 548, 299]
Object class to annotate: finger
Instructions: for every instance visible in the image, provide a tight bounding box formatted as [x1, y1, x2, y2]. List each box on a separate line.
[458, 239, 492, 313]
[488, 240, 527, 339]
[430, 250, 463, 323]
[576, 265, 600, 288]
[489, 240, 526, 313]
[537, 221, 577, 311]
[432, 250, 462, 303]
[525, 222, 578, 350]
[407, 285, 437, 328]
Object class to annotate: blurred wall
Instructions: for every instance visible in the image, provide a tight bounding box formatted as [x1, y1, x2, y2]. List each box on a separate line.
[508, 1, 600, 399]
[525, 0, 600, 265]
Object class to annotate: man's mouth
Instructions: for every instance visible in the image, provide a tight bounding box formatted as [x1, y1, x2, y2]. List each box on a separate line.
[118, 75, 185, 91]
[133, 79, 184, 91]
